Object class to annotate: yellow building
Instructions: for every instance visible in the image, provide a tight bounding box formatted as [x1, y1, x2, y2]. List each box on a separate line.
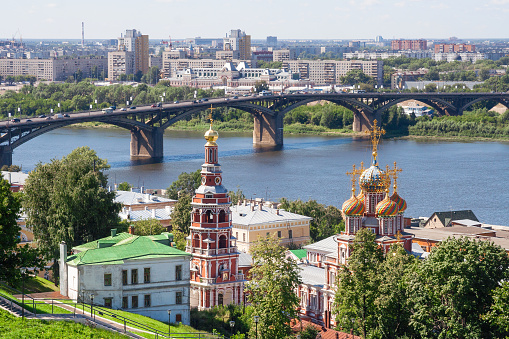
[231, 200, 311, 253]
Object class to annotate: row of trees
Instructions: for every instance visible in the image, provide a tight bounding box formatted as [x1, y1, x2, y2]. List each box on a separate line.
[0, 80, 224, 118]
[335, 228, 509, 338]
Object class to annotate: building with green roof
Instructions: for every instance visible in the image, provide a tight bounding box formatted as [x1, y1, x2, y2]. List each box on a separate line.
[59, 229, 191, 324]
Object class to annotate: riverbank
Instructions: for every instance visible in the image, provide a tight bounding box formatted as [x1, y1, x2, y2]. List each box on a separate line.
[63, 121, 509, 142]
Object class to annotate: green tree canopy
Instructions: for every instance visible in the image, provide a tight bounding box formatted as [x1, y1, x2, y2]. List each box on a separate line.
[247, 234, 301, 339]
[23, 147, 121, 281]
[408, 237, 509, 338]
[340, 69, 374, 85]
[0, 179, 42, 285]
[117, 181, 132, 191]
[170, 194, 192, 251]
[166, 169, 201, 200]
[333, 228, 383, 338]
[131, 218, 166, 236]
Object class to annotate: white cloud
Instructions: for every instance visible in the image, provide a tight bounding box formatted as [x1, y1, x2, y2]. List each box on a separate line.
[46, 3, 57, 7]
[491, 0, 509, 4]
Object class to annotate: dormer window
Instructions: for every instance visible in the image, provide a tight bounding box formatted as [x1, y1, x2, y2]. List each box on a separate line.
[205, 194, 213, 199]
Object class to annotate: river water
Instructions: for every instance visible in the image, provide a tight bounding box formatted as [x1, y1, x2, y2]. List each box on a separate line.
[13, 128, 509, 226]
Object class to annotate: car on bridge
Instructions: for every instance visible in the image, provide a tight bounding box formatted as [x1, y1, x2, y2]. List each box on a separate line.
[25, 119, 32, 122]
[173, 101, 179, 104]
[38, 114, 46, 118]
[120, 108, 127, 111]
[130, 106, 136, 110]
[64, 114, 70, 118]
[10, 118, 20, 123]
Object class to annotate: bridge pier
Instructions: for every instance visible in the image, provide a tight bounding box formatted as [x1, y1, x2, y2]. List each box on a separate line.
[253, 113, 283, 146]
[353, 111, 379, 132]
[130, 127, 164, 159]
[0, 146, 13, 167]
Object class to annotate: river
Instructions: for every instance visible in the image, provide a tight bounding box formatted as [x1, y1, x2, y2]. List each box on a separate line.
[13, 128, 509, 226]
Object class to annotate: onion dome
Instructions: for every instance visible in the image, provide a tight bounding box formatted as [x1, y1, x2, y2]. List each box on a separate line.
[204, 125, 219, 146]
[390, 192, 407, 213]
[359, 163, 389, 193]
[376, 193, 399, 217]
[342, 192, 365, 216]
[356, 190, 365, 204]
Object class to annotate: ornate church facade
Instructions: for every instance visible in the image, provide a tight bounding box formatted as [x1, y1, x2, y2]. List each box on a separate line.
[186, 113, 244, 309]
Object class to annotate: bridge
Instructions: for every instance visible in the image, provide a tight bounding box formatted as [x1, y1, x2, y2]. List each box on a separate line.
[0, 92, 507, 166]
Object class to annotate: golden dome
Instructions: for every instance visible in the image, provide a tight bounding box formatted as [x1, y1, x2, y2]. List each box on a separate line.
[204, 125, 219, 146]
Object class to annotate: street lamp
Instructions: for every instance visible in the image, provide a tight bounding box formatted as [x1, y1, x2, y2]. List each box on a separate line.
[21, 267, 26, 320]
[168, 309, 171, 338]
[229, 320, 235, 337]
[253, 315, 259, 339]
[90, 294, 94, 322]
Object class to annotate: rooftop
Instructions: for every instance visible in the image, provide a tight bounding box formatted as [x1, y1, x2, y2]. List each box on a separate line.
[114, 190, 176, 206]
[299, 264, 325, 287]
[231, 202, 312, 227]
[68, 232, 189, 266]
[304, 235, 338, 255]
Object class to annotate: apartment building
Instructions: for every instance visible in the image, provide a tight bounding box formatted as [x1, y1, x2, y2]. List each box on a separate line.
[391, 39, 428, 51]
[434, 44, 475, 53]
[107, 51, 135, 80]
[0, 58, 107, 81]
[286, 60, 383, 85]
[223, 29, 251, 60]
[114, 29, 149, 76]
[273, 49, 297, 62]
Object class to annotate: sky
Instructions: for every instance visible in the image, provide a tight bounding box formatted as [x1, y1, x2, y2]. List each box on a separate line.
[3, 0, 509, 40]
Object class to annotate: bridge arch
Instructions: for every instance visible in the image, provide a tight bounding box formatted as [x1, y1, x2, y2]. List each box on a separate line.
[375, 96, 458, 116]
[459, 96, 509, 113]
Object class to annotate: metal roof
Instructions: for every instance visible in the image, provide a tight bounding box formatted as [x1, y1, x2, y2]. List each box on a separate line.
[114, 191, 176, 206]
[67, 232, 189, 266]
[231, 203, 312, 226]
[299, 264, 325, 287]
[303, 235, 337, 254]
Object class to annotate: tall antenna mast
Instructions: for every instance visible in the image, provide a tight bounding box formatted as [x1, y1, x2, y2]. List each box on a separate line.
[81, 22, 84, 48]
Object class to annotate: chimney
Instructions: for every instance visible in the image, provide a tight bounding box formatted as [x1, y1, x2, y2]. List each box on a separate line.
[7, 172, 11, 184]
[152, 209, 156, 218]
[108, 185, 111, 192]
[111, 228, 117, 237]
[250, 203, 255, 211]
[114, 183, 118, 191]
[276, 209, 280, 215]
[141, 186, 145, 194]
[128, 225, 135, 235]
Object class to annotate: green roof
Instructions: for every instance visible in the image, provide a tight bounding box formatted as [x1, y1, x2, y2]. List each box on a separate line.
[289, 249, 307, 260]
[67, 232, 189, 266]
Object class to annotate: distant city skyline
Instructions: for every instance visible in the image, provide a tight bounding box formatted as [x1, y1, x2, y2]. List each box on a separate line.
[3, 0, 508, 40]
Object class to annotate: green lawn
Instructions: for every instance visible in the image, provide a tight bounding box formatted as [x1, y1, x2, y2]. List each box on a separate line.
[0, 308, 127, 339]
[24, 276, 60, 293]
[0, 284, 71, 315]
[61, 301, 211, 338]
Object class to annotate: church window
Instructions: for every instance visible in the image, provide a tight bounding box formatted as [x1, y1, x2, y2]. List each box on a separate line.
[218, 293, 223, 306]
[219, 235, 227, 248]
[206, 210, 213, 223]
[193, 235, 200, 248]
[219, 210, 226, 222]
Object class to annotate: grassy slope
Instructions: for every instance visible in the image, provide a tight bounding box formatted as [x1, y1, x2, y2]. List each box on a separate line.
[0, 309, 126, 339]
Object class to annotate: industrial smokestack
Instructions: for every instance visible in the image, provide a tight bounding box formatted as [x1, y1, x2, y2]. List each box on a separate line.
[81, 22, 84, 48]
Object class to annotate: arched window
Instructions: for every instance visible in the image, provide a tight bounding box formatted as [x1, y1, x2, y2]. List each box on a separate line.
[218, 293, 223, 306]
[218, 235, 227, 248]
[218, 210, 226, 223]
[193, 211, 200, 222]
[206, 210, 213, 223]
[193, 234, 200, 248]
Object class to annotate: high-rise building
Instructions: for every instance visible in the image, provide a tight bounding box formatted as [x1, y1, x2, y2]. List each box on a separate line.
[113, 29, 149, 76]
[224, 29, 251, 60]
[108, 51, 135, 80]
[266, 36, 278, 47]
[186, 120, 245, 309]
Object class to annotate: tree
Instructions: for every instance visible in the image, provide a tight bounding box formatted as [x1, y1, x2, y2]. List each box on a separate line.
[166, 169, 201, 200]
[408, 237, 509, 338]
[23, 147, 121, 281]
[485, 281, 509, 337]
[340, 69, 373, 85]
[117, 181, 132, 191]
[0, 179, 41, 285]
[170, 194, 192, 251]
[374, 242, 414, 338]
[247, 234, 301, 339]
[228, 188, 245, 205]
[132, 218, 166, 236]
[300, 325, 319, 339]
[333, 228, 383, 338]
[254, 81, 269, 93]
